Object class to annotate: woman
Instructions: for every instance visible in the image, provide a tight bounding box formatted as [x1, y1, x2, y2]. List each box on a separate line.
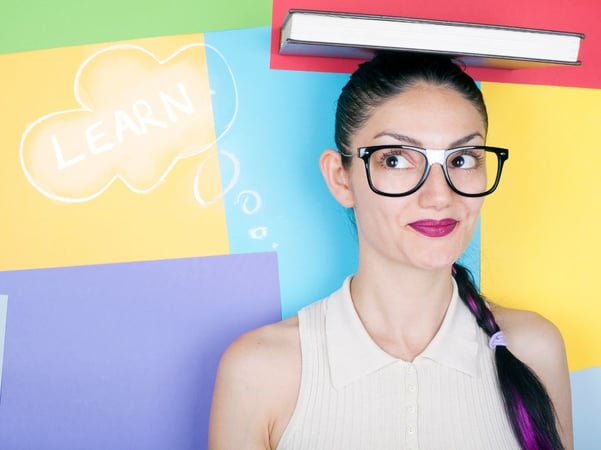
[208, 52, 573, 450]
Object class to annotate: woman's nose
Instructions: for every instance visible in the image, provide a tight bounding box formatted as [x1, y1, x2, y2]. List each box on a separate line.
[417, 164, 454, 208]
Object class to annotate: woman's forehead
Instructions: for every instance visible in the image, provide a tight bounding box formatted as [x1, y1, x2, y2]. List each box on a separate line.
[354, 84, 487, 145]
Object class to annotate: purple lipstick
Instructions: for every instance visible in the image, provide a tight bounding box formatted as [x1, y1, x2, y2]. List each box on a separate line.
[409, 219, 458, 237]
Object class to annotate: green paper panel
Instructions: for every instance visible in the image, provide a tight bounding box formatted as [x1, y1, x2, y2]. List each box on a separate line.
[0, 0, 273, 55]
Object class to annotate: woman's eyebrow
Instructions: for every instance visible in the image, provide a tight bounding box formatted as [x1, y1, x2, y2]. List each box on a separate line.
[373, 132, 422, 146]
[450, 132, 485, 147]
[373, 132, 485, 148]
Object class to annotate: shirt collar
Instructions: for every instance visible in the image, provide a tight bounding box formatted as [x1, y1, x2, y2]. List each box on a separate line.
[325, 276, 480, 389]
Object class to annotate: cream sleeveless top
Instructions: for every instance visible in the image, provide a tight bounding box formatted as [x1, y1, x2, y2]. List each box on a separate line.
[276, 277, 521, 450]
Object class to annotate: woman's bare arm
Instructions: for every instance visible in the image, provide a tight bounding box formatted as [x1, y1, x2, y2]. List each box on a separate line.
[208, 318, 301, 450]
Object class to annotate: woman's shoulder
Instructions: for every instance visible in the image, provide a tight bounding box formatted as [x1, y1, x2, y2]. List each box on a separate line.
[221, 316, 301, 371]
[209, 317, 301, 449]
[216, 292, 332, 391]
[487, 302, 573, 448]
[215, 316, 302, 403]
[215, 316, 301, 403]
[488, 302, 569, 387]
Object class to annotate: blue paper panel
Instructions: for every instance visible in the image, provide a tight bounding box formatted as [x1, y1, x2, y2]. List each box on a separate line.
[0, 253, 281, 450]
[571, 365, 601, 449]
[205, 27, 357, 318]
[205, 27, 481, 317]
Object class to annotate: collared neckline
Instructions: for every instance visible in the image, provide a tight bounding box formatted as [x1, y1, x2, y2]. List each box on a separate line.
[326, 276, 480, 389]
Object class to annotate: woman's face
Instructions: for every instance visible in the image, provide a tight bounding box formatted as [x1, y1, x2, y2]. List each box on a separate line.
[345, 82, 487, 271]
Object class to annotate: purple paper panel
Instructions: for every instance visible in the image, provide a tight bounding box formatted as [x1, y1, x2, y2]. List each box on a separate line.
[0, 253, 281, 450]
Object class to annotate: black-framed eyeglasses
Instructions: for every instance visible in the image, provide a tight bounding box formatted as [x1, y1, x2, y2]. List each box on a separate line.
[341, 145, 509, 197]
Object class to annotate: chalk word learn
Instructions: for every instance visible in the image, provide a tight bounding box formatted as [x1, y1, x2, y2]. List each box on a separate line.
[20, 42, 238, 203]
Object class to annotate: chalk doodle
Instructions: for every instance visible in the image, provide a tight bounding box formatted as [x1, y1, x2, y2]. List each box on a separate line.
[235, 190, 262, 215]
[194, 151, 270, 242]
[193, 149, 240, 207]
[236, 190, 268, 240]
[249, 227, 268, 239]
[19, 42, 237, 203]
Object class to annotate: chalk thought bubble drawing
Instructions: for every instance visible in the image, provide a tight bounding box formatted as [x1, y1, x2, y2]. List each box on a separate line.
[20, 43, 238, 202]
[193, 149, 240, 207]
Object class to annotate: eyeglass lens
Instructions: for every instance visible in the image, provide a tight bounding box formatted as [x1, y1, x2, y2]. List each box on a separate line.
[368, 147, 499, 196]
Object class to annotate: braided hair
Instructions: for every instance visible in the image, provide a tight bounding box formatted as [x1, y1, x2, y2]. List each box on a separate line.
[453, 263, 563, 450]
[335, 51, 564, 449]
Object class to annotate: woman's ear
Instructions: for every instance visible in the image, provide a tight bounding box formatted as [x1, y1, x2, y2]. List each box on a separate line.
[319, 149, 355, 208]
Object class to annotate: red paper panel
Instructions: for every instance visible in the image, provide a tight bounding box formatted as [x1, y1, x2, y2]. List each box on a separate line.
[271, 0, 601, 88]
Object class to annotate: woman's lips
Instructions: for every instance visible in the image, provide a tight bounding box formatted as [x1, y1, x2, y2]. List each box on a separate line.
[409, 219, 458, 237]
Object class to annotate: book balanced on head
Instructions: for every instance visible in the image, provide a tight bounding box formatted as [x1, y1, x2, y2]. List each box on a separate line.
[279, 9, 584, 69]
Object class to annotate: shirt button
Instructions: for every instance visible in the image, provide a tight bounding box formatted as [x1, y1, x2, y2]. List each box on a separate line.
[408, 405, 416, 413]
[408, 384, 416, 392]
[408, 426, 416, 434]
[407, 365, 415, 373]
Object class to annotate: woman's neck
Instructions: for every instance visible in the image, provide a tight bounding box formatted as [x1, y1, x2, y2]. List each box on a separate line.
[349, 262, 455, 360]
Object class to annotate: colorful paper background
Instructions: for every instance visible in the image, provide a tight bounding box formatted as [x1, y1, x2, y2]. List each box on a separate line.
[0, 254, 281, 448]
[0, 0, 599, 448]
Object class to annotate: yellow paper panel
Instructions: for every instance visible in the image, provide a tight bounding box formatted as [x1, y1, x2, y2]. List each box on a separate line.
[0, 34, 229, 270]
[481, 82, 601, 371]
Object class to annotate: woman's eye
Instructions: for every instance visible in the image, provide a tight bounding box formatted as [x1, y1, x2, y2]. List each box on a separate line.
[382, 154, 409, 169]
[450, 154, 478, 169]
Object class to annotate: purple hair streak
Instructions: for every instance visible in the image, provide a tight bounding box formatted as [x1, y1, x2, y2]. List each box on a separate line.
[453, 263, 564, 450]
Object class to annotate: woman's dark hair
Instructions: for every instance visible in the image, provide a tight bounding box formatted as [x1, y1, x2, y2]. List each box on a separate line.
[453, 263, 564, 450]
[335, 51, 488, 166]
[335, 51, 564, 449]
